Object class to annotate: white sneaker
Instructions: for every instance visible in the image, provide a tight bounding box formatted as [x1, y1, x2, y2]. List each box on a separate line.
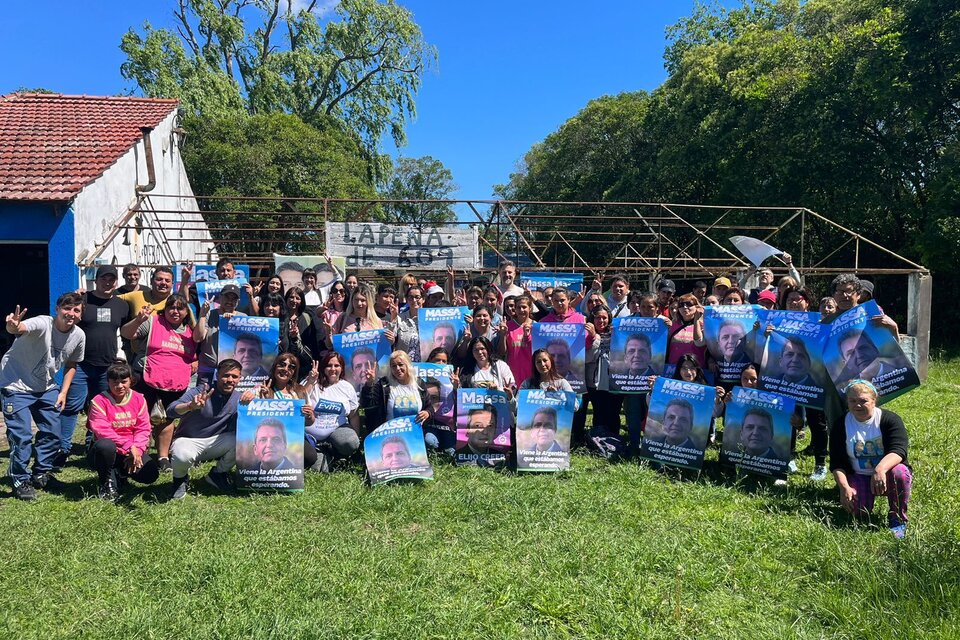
[809, 466, 827, 482]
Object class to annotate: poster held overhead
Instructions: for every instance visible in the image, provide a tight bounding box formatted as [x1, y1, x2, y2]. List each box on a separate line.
[531, 322, 586, 393]
[704, 305, 762, 384]
[517, 272, 585, 292]
[364, 416, 434, 486]
[823, 300, 919, 402]
[332, 330, 392, 392]
[720, 386, 795, 478]
[639, 377, 717, 471]
[418, 307, 468, 363]
[515, 389, 576, 472]
[235, 398, 305, 492]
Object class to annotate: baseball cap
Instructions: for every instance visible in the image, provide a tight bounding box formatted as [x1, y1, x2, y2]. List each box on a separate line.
[96, 265, 118, 279]
[220, 284, 241, 297]
[758, 290, 777, 304]
[426, 285, 444, 297]
[714, 277, 732, 288]
[658, 279, 676, 293]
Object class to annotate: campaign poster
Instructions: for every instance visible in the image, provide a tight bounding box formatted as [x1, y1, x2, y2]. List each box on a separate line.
[273, 254, 346, 301]
[414, 362, 455, 429]
[640, 377, 717, 471]
[218, 316, 279, 389]
[758, 310, 829, 409]
[364, 416, 433, 486]
[455, 387, 512, 468]
[196, 277, 251, 311]
[177, 263, 251, 285]
[704, 305, 762, 383]
[720, 386, 795, 478]
[515, 389, 576, 472]
[823, 300, 919, 403]
[333, 329, 392, 392]
[531, 322, 586, 393]
[418, 307, 468, 361]
[305, 396, 348, 444]
[235, 398, 305, 492]
[518, 272, 584, 292]
[607, 316, 669, 393]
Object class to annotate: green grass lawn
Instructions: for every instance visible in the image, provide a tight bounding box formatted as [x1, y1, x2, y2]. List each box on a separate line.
[1, 362, 958, 640]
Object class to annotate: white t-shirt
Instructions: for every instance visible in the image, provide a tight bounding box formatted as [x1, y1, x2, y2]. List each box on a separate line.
[845, 408, 885, 475]
[305, 380, 358, 440]
[387, 381, 422, 420]
[470, 360, 516, 390]
[1, 316, 85, 393]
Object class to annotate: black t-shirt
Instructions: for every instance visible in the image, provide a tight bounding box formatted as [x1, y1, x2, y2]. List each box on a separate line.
[79, 293, 131, 366]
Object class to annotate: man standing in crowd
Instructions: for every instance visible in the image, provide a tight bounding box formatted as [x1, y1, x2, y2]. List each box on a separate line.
[541, 287, 585, 324]
[196, 283, 244, 385]
[2, 294, 86, 500]
[497, 260, 525, 299]
[117, 264, 150, 295]
[588, 274, 630, 318]
[167, 359, 243, 499]
[58, 265, 131, 467]
[656, 280, 676, 317]
[374, 285, 398, 323]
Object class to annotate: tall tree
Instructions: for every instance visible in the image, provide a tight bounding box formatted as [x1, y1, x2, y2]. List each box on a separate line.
[382, 155, 458, 223]
[120, 0, 436, 159]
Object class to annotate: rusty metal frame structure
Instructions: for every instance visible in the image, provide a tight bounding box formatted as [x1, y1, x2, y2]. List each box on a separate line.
[82, 194, 931, 377]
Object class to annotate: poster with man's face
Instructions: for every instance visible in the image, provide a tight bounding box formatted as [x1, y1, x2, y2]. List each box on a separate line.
[822, 300, 919, 403]
[418, 307, 468, 361]
[236, 398, 304, 491]
[455, 387, 512, 468]
[720, 386, 795, 477]
[414, 363, 455, 429]
[272, 254, 347, 302]
[758, 310, 829, 409]
[639, 377, 717, 471]
[218, 316, 279, 389]
[608, 316, 669, 393]
[704, 305, 762, 383]
[531, 322, 586, 393]
[333, 330, 392, 391]
[515, 389, 577, 472]
[364, 416, 433, 486]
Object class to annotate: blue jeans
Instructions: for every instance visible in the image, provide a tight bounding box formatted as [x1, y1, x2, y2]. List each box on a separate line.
[2, 387, 61, 485]
[58, 362, 109, 453]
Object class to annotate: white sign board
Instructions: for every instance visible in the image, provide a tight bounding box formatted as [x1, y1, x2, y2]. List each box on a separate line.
[325, 222, 479, 270]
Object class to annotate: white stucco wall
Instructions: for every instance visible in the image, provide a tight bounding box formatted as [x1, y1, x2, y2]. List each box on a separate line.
[72, 109, 216, 278]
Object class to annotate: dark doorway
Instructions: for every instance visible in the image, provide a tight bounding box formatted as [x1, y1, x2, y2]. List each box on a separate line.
[2, 243, 49, 357]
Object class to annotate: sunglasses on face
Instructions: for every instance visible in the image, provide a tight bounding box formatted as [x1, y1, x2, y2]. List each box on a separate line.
[331, 289, 345, 295]
[678, 301, 695, 309]
[276, 361, 296, 371]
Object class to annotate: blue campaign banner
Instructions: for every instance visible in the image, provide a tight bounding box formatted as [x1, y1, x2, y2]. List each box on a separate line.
[515, 389, 577, 472]
[640, 377, 717, 471]
[758, 310, 829, 409]
[235, 398, 305, 492]
[414, 362, 455, 429]
[823, 300, 919, 402]
[455, 387, 512, 468]
[418, 306, 468, 361]
[704, 305, 763, 383]
[333, 329, 392, 392]
[364, 416, 433, 486]
[178, 263, 251, 285]
[720, 386, 795, 478]
[518, 271, 585, 292]
[306, 397, 349, 443]
[531, 322, 586, 393]
[218, 316, 279, 390]
[607, 316, 669, 393]
[196, 276, 251, 311]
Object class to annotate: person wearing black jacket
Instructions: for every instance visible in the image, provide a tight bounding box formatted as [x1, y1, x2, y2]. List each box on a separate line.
[830, 379, 912, 539]
[360, 351, 433, 435]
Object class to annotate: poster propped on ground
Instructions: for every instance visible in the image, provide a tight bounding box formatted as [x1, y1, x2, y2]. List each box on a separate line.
[704, 305, 762, 383]
[414, 363, 455, 429]
[272, 254, 347, 302]
[218, 316, 279, 389]
[640, 377, 717, 471]
[531, 322, 586, 393]
[236, 398, 305, 491]
[759, 310, 829, 409]
[607, 316, 669, 393]
[455, 387, 512, 468]
[333, 330, 391, 392]
[364, 416, 433, 486]
[326, 222, 479, 270]
[823, 300, 919, 402]
[418, 307, 468, 362]
[516, 389, 576, 472]
[720, 386, 795, 478]
[518, 272, 585, 292]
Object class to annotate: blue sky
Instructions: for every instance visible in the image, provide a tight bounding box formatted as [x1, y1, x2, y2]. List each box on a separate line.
[1, 1, 711, 203]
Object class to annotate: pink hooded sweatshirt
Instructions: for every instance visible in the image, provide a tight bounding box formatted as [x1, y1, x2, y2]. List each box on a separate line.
[87, 390, 151, 456]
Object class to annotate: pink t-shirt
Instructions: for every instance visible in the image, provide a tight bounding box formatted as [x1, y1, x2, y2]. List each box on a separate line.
[666, 321, 706, 367]
[505, 322, 533, 383]
[87, 390, 151, 456]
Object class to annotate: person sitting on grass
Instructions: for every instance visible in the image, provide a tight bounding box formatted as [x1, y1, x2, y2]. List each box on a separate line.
[86, 360, 160, 501]
[166, 359, 244, 500]
[830, 379, 912, 539]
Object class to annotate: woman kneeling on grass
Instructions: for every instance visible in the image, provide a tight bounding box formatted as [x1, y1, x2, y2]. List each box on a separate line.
[302, 351, 362, 472]
[87, 360, 160, 501]
[830, 380, 912, 539]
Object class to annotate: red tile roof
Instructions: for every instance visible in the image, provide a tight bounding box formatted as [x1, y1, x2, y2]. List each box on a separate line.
[0, 93, 179, 201]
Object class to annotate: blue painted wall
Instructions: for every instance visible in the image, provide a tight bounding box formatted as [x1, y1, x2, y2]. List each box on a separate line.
[0, 200, 78, 313]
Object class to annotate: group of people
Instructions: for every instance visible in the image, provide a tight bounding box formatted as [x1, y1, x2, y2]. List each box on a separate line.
[0, 257, 914, 538]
